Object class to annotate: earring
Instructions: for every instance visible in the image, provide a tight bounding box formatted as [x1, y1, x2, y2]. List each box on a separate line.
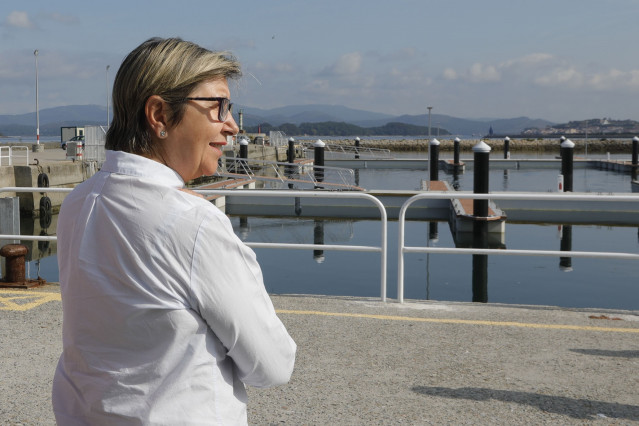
[160, 130, 167, 138]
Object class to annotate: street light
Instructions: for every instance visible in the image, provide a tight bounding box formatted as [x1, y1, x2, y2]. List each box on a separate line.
[34, 49, 39, 145]
[427, 106, 433, 139]
[106, 65, 110, 126]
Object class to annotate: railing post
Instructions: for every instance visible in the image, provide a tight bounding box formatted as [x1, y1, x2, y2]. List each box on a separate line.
[561, 138, 575, 192]
[453, 137, 460, 165]
[314, 139, 325, 184]
[429, 138, 440, 181]
[354, 137, 360, 159]
[504, 136, 510, 159]
[473, 141, 491, 217]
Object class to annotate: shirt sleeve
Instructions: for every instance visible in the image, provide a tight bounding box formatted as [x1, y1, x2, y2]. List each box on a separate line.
[189, 209, 296, 388]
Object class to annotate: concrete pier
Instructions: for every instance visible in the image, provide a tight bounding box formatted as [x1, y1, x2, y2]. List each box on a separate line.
[1, 286, 637, 424]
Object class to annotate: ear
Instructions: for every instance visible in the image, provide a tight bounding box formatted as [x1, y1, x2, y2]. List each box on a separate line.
[145, 95, 168, 137]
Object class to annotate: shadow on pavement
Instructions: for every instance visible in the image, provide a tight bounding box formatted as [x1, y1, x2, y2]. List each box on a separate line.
[412, 386, 639, 421]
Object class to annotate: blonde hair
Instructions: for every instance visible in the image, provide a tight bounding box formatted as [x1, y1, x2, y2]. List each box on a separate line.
[106, 37, 241, 154]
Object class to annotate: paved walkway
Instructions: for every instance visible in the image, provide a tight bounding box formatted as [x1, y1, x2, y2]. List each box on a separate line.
[1, 285, 638, 424]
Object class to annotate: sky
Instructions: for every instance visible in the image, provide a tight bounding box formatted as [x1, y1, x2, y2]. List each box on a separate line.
[1, 0, 639, 123]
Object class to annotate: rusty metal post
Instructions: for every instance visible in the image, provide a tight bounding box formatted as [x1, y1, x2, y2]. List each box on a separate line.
[1, 244, 28, 283]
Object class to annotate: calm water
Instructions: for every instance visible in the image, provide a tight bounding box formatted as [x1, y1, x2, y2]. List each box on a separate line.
[22, 152, 639, 310]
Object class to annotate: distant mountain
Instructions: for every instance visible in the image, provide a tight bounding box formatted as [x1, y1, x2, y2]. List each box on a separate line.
[0, 104, 554, 137]
[0, 105, 109, 136]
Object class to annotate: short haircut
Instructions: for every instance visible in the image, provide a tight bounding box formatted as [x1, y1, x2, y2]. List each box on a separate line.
[105, 37, 241, 154]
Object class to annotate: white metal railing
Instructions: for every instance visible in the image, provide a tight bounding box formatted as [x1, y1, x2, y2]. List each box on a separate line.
[0, 146, 30, 166]
[269, 131, 288, 147]
[301, 142, 393, 160]
[83, 125, 107, 164]
[397, 191, 639, 303]
[0, 187, 388, 301]
[220, 157, 361, 190]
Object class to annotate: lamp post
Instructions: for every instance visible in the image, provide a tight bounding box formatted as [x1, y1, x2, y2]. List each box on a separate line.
[427, 106, 433, 139]
[34, 49, 39, 146]
[106, 65, 110, 126]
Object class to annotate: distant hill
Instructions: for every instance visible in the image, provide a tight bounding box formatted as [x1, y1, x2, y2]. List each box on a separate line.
[0, 105, 108, 136]
[0, 104, 553, 137]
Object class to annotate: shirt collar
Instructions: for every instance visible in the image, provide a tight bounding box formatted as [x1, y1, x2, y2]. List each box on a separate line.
[101, 150, 185, 188]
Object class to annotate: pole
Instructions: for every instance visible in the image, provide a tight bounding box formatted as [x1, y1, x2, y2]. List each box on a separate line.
[34, 50, 39, 145]
[429, 138, 440, 181]
[560, 139, 575, 192]
[313, 139, 325, 184]
[473, 140, 491, 217]
[453, 137, 460, 165]
[503, 136, 510, 159]
[427, 106, 433, 139]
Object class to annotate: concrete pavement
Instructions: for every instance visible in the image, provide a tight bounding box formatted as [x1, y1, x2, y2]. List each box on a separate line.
[1, 284, 638, 425]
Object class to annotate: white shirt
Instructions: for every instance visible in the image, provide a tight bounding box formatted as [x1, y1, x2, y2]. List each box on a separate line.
[52, 150, 296, 425]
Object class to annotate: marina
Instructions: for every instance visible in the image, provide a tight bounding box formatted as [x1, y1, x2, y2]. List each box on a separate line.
[1, 138, 638, 311]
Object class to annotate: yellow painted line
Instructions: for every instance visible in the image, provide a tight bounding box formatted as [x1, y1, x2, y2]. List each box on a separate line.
[276, 309, 639, 334]
[0, 290, 61, 311]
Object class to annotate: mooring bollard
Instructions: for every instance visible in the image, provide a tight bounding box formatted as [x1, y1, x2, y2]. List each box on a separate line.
[239, 138, 248, 159]
[429, 138, 440, 181]
[0, 244, 28, 283]
[453, 137, 461, 165]
[287, 137, 296, 163]
[503, 136, 510, 159]
[473, 140, 491, 217]
[238, 138, 249, 174]
[314, 139, 325, 183]
[354, 137, 360, 159]
[561, 138, 575, 192]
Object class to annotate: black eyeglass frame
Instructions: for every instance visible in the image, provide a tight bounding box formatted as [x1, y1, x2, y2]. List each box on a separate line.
[184, 97, 233, 122]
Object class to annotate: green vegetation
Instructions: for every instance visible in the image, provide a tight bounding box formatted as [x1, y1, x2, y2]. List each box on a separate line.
[246, 121, 449, 137]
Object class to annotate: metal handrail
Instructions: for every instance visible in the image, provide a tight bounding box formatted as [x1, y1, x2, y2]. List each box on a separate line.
[221, 157, 359, 190]
[301, 142, 393, 159]
[397, 191, 639, 303]
[0, 146, 30, 166]
[0, 187, 389, 301]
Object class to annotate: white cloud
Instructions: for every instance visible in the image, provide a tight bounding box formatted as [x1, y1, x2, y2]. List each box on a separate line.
[6, 11, 34, 29]
[442, 68, 458, 80]
[468, 63, 501, 82]
[320, 52, 363, 77]
[441, 53, 639, 93]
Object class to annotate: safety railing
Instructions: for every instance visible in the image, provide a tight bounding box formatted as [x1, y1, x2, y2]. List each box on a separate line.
[0, 188, 388, 301]
[220, 157, 361, 190]
[0, 146, 30, 166]
[397, 191, 639, 303]
[301, 142, 393, 160]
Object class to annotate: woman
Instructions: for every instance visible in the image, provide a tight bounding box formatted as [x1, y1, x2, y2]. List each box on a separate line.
[52, 37, 296, 425]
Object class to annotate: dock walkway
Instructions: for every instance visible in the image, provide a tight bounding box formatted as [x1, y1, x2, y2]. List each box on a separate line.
[1, 285, 638, 424]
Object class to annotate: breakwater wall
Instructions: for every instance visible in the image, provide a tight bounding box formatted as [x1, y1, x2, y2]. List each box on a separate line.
[333, 138, 635, 153]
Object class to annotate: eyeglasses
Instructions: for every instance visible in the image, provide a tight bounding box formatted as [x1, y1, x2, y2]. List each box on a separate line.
[184, 97, 233, 122]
